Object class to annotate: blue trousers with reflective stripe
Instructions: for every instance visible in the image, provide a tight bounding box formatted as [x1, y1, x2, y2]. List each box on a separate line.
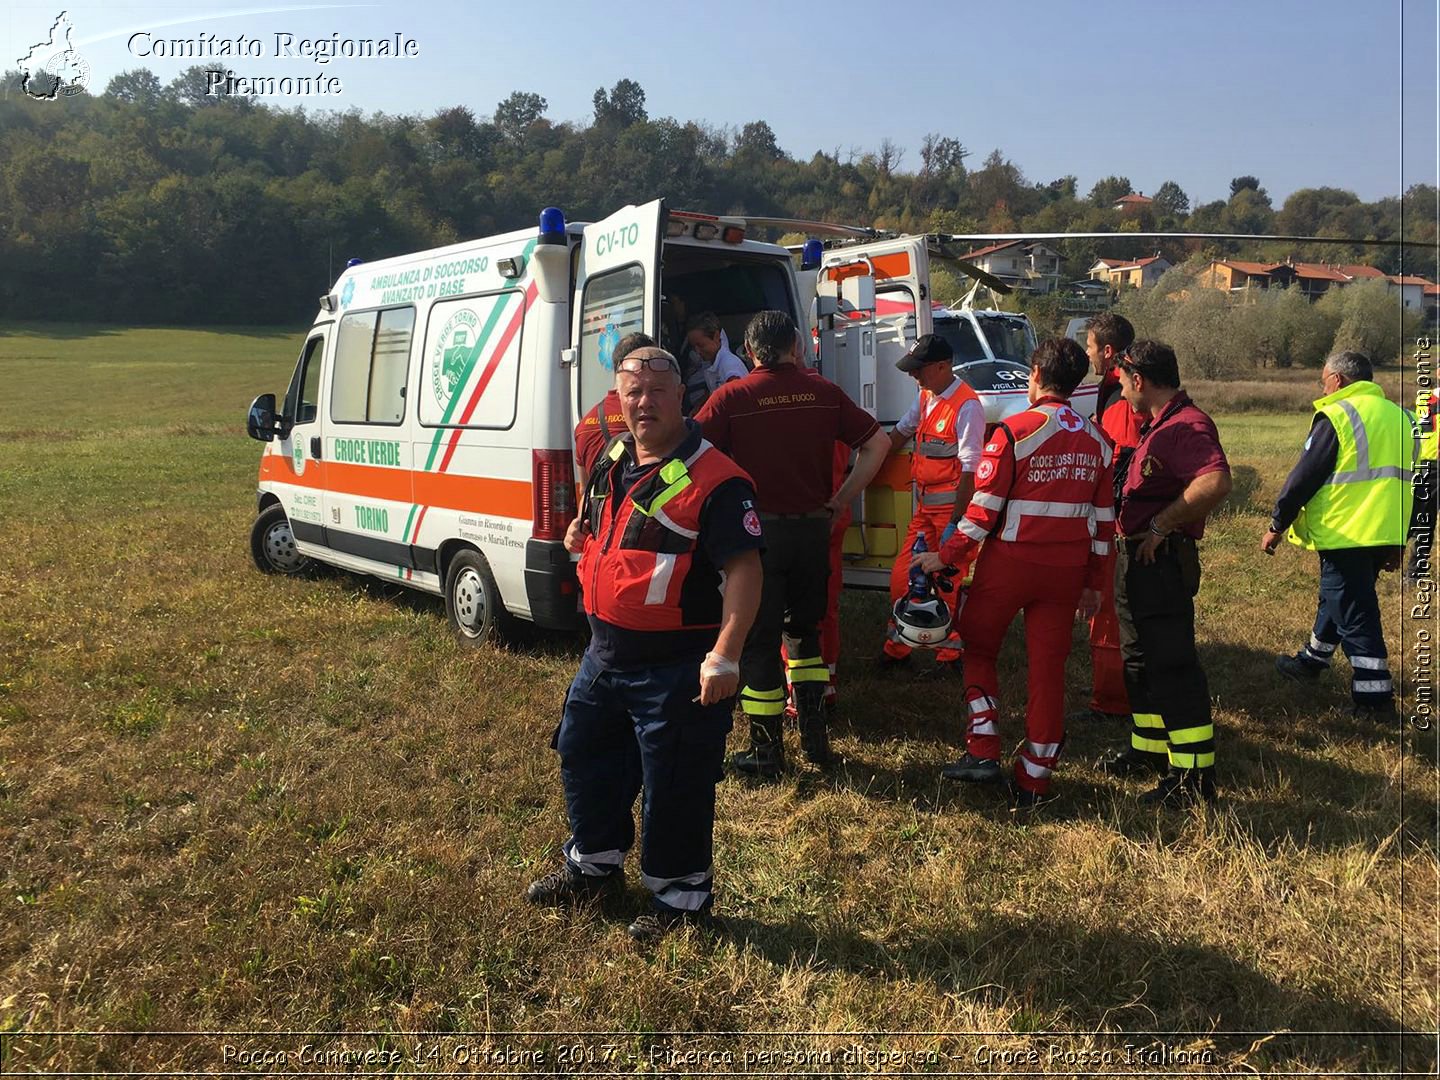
[1310, 547, 1394, 705]
[554, 648, 734, 913]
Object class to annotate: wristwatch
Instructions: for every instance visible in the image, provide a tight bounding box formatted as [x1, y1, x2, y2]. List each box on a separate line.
[1147, 519, 1168, 537]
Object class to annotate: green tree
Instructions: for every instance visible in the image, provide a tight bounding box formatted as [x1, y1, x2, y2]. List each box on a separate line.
[1088, 175, 1132, 207]
[105, 68, 164, 107]
[494, 91, 548, 140]
[1229, 175, 1262, 198]
[1152, 180, 1190, 219]
[592, 79, 647, 128]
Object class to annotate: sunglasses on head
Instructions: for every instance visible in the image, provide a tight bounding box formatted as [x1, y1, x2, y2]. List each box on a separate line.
[616, 353, 676, 374]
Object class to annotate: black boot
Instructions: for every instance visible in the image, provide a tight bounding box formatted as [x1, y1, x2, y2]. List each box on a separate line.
[794, 683, 833, 767]
[730, 716, 785, 778]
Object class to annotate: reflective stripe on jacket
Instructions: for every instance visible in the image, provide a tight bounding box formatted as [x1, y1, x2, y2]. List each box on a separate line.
[940, 397, 1115, 588]
[1288, 381, 1415, 550]
[911, 380, 980, 502]
[579, 434, 750, 631]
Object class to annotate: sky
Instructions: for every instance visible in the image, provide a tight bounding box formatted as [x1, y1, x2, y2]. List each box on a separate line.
[4, 0, 1437, 209]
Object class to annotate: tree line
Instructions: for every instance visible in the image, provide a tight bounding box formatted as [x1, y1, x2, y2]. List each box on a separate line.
[1, 69, 1434, 325]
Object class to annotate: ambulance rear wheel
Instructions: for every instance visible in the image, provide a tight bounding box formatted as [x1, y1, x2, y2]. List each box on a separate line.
[444, 549, 504, 645]
[250, 505, 311, 575]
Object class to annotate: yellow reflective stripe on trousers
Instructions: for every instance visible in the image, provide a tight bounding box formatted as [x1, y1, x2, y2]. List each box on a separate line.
[1132, 713, 1165, 729]
[1132, 734, 1170, 754]
[785, 656, 830, 683]
[1169, 750, 1216, 769]
[1168, 723, 1214, 745]
[740, 686, 786, 715]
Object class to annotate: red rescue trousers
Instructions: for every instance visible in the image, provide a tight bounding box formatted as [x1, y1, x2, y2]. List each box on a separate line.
[884, 504, 967, 662]
[1087, 548, 1131, 715]
[785, 508, 848, 703]
[960, 541, 1085, 794]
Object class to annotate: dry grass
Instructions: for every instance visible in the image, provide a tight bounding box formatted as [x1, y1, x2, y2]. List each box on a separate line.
[1187, 363, 1407, 414]
[0, 325, 1435, 1074]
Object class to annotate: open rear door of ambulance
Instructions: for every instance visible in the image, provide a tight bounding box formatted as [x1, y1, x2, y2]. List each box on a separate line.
[572, 200, 667, 427]
[818, 234, 932, 590]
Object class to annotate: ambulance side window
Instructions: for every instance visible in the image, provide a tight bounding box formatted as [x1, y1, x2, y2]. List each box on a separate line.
[285, 335, 325, 426]
[331, 306, 414, 425]
[579, 264, 645, 415]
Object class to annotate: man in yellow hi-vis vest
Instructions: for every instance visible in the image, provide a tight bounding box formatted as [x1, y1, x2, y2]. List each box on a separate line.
[1408, 385, 1437, 581]
[1261, 351, 1415, 718]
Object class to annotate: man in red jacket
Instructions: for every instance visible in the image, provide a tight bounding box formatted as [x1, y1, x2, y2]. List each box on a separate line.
[1069, 312, 1141, 724]
[914, 337, 1113, 810]
[573, 332, 656, 487]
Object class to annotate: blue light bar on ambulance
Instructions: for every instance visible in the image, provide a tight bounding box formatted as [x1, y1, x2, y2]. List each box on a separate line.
[346, 258, 363, 268]
[538, 207, 566, 245]
[801, 239, 824, 270]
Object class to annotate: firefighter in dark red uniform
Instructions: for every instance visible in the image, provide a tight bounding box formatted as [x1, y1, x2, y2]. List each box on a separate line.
[1099, 340, 1231, 806]
[1071, 312, 1141, 724]
[574, 332, 655, 485]
[914, 338, 1114, 810]
[696, 311, 890, 775]
[528, 347, 763, 943]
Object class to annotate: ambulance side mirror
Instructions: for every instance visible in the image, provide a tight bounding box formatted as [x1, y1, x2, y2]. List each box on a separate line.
[247, 393, 281, 442]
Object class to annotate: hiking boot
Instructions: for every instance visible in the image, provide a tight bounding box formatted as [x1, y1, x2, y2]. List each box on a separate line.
[1008, 781, 1059, 814]
[524, 865, 618, 906]
[795, 684, 833, 767]
[1275, 652, 1325, 684]
[1065, 707, 1130, 724]
[940, 752, 1003, 783]
[1096, 748, 1162, 778]
[626, 908, 713, 945]
[729, 717, 785, 779]
[1352, 700, 1399, 723]
[1139, 771, 1217, 808]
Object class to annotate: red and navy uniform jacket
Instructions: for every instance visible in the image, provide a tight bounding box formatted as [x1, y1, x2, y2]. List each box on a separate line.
[1095, 368, 1145, 450]
[938, 396, 1115, 590]
[574, 389, 624, 475]
[579, 423, 756, 633]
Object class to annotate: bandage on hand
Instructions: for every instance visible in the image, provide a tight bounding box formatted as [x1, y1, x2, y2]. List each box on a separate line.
[700, 651, 739, 680]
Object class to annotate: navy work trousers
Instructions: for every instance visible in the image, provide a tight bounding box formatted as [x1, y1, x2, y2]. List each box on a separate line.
[1300, 547, 1395, 706]
[554, 648, 734, 913]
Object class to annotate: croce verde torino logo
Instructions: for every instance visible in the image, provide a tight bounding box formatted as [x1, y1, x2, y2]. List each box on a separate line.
[292, 438, 304, 475]
[431, 308, 480, 409]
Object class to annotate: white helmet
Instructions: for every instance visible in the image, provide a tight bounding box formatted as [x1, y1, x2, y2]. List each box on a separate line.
[892, 594, 952, 649]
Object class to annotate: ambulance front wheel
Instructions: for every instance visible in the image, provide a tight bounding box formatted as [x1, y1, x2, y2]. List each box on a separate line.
[250, 505, 312, 575]
[444, 549, 506, 645]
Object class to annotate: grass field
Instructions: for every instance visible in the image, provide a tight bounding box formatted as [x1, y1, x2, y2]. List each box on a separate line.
[0, 324, 1435, 1075]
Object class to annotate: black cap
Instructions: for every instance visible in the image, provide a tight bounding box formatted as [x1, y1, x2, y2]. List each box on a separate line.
[896, 333, 953, 372]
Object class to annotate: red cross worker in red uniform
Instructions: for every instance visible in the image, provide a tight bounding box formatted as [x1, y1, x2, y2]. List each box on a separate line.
[913, 337, 1114, 811]
[880, 334, 986, 674]
[1071, 312, 1142, 724]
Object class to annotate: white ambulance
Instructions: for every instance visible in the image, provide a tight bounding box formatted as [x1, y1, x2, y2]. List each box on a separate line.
[246, 201, 813, 642]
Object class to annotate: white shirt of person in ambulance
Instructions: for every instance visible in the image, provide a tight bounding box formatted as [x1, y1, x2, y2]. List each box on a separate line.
[893, 378, 986, 470]
[693, 329, 750, 393]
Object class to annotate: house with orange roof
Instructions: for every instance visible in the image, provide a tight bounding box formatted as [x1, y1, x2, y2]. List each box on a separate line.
[957, 240, 1063, 294]
[1336, 264, 1388, 281]
[1198, 259, 1295, 294]
[1113, 193, 1154, 213]
[1087, 254, 1173, 290]
[1289, 262, 1350, 301]
[1387, 275, 1429, 312]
